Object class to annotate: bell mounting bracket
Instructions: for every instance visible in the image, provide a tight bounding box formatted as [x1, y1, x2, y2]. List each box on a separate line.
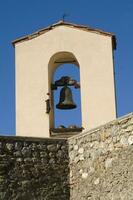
[51, 76, 80, 90]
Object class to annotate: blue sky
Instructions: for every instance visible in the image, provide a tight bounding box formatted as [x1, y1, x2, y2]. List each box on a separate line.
[0, 0, 133, 135]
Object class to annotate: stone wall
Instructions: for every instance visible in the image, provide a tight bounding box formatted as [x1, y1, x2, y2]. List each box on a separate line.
[68, 113, 133, 200]
[0, 136, 69, 200]
[1, 113, 133, 200]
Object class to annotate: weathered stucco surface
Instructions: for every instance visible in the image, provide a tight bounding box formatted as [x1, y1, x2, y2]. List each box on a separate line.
[15, 24, 116, 137]
[1, 113, 133, 199]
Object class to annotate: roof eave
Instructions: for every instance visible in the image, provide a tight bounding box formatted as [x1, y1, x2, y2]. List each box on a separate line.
[12, 21, 117, 49]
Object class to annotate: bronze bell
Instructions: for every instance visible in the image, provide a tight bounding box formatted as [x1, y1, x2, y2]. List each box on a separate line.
[56, 86, 77, 109]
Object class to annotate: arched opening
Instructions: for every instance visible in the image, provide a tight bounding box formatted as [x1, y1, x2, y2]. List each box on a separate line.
[48, 52, 82, 133]
[54, 63, 81, 128]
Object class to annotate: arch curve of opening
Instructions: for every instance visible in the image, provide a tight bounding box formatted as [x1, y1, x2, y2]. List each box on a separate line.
[48, 51, 80, 86]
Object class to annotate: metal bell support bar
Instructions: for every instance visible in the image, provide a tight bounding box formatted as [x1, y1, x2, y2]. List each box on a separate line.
[51, 76, 80, 90]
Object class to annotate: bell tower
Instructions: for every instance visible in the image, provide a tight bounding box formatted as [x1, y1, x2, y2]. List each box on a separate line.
[13, 21, 117, 138]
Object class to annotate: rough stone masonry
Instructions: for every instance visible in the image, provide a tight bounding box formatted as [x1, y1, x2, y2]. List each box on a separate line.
[1, 113, 133, 199]
[0, 137, 69, 200]
[68, 113, 133, 200]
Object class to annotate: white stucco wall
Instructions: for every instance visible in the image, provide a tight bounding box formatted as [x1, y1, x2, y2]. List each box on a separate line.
[15, 25, 116, 137]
